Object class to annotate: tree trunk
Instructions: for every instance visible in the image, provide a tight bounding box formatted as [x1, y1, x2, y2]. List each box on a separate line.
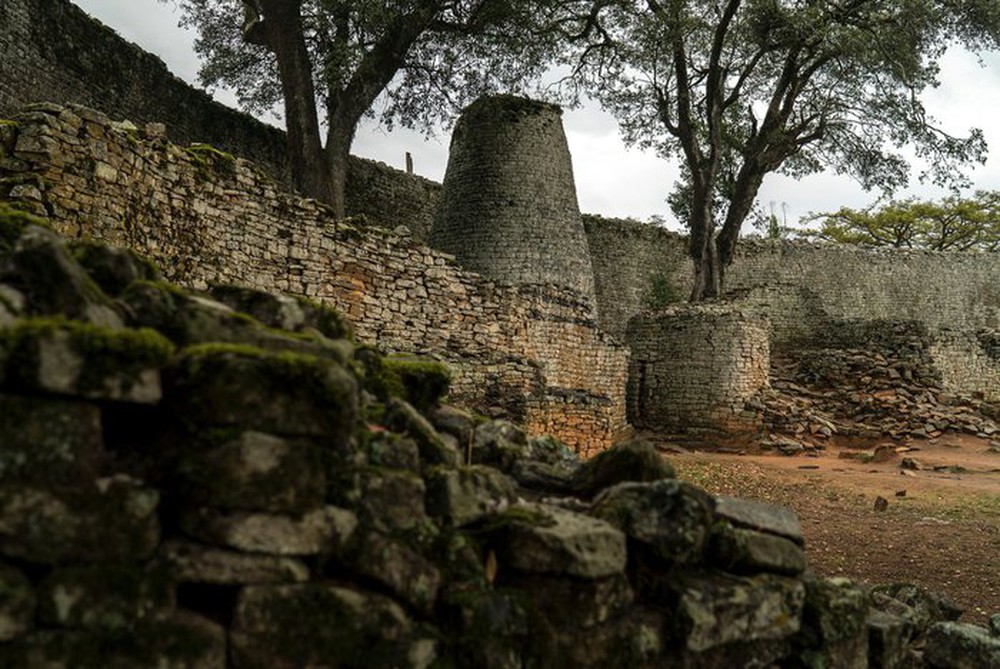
[687, 181, 722, 301]
[324, 120, 357, 220]
[259, 0, 334, 204]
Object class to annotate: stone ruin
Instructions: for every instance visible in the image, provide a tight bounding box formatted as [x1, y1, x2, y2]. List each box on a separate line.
[0, 207, 996, 667]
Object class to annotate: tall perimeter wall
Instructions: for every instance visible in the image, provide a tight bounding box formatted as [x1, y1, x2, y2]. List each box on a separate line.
[0, 0, 441, 236]
[0, 104, 628, 454]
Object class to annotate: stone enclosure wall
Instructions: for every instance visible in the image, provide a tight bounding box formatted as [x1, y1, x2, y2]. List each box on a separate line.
[626, 305, 771, 431]
[0, 103, 627, 453]
[0, 0, 441, 234]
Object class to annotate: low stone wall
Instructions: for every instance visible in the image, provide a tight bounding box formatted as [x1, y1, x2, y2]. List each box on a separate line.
[931, 329, 1000, 403]
[626, 304, 770, 431]
[0, 103, 628, 454]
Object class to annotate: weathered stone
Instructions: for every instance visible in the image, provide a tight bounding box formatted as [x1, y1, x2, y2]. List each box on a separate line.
[788, 577, 869, 668]
[0, 225, 123, 327]
[430, 404, 477, 448]
[527, 434, 581, 467]
[179, 506, 357, 556]
[923, 621, 1000, 669]
[367, 433, 422, 472]
[166, 346, 358, 439]
[867, 610, 912, 669]
[1, 319, 171, 403]
[70, 240, 160, 297]
[348, 466, 429, 533]
[0, 561, 34, 641]
[231, 584, 437, 669]
[671, 571, 805, 653]
[489, 503, 627, 579]
[513, 573, 634, 629]
[350, 532, 442, 614]
[0, 610, 226, 669]
[472, 419, 530, 471]
[714, 495, 804, 545]
[177, 431, 325, 513]
[425, 465, 516, 527]
[441, 588, 528, 669]
[572, 439, 675, 498]
[0, 394, 104, 484]
[709, 524, 806, 576]
[590, 479, 714, 565]
[510, 459, 577, 494]
[870, 582, 964, 635]
[0, 476, 159, 564]
[379, 355, 452, 411]
[161, 540, 310, 584]
[990, 613, 1000, 637]
[37, 564, 171, 629]
[384, 397, 459, 467]
[208, 283, 353, 340]
[0, 284, 23, 326]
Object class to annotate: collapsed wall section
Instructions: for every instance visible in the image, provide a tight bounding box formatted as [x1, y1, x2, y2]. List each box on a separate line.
[626, 305, 770, 432]
[0, 103, 628, 454]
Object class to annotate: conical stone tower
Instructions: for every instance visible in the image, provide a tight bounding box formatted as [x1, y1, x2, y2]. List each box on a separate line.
[430, 95, 596, 303]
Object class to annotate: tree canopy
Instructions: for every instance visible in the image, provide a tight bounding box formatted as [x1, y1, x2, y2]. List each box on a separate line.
[560, 0, 1000, 299]
[174, 0, 554, 216]
[801, 191, 1000, 251]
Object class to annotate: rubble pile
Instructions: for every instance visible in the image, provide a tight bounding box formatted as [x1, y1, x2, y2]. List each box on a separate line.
[749, 322, 1000, 454]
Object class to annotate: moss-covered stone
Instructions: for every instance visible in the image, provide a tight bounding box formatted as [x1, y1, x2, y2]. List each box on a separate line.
[0, 202, 46, 252]
[37, 564, 172, 629]
[344, 466, 429, 535]
[471, 420, 530, 472]
[788, 577, 869, 668]
[166, 344, 358, 439]
[708, 523, 807, 576]
[230, 584, 437, 668]
[0, 476, 159, 564]
[176, 430, 326, 514]
[161, 540, 310, 585]
[358, 348, 451, 411]
[383, 397, 459, 467]
[1, 317, 173, 403]
[70, 241, 161, 297]
[208, 284, 354, 341]
[0, 610, 225, 669]
[425, 465, 516, 528]
[1, 225, 122, 326]
[348, 531, 442, 615]
[0, 395, 104, 484]
[590, 479, 713, 567]
[571, 439, 674, 498]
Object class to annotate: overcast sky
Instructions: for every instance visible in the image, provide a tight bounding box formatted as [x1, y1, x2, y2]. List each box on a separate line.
[73, 0, 1000, 231]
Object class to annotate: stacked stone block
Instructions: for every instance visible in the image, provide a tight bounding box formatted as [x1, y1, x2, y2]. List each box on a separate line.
[626, 304, 771, 431]
[0, 103, 628, 453]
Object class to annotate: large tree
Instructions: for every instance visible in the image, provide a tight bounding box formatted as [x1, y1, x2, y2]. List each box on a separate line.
[175, 0, 552, 216]
[560, 0, 1000, 300]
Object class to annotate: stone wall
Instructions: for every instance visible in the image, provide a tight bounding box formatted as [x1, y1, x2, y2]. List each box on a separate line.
[431, 96, 596, 301]
[0, 103, 628, 454]
[583, 214, 691, 338]
[931, 329, 1000, 403]
[626, 304, 770, 431]
[0, 0, 441, 234]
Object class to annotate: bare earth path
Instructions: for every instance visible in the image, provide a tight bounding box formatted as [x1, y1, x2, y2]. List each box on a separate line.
[651, 433, 1000, 627]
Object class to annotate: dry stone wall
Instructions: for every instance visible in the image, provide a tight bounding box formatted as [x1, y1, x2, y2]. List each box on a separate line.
[626, 304, 770, 431]
[431, 96, 596, 301]
[0, 103, 628, 454]
[0, 0, 441, 234]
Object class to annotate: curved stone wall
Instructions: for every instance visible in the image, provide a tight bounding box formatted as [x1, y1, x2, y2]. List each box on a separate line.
[431, 95, 596, 302]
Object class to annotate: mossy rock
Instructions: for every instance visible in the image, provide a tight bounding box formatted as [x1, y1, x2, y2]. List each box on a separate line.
[571, 439, 675, 498]
[165, 344, 358, 439]
[37, 564, 173, 629]
[0, 202, 46, 252]
[0, 561, 34, 641]
[208, 284, 354, 341]
[70, 241, 161, 297]
[359, 349, 451, 411]
[1, 317, 174, 403]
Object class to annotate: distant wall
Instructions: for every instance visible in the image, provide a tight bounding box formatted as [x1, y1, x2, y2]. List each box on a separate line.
[625, 305, 770, 431]
[0, 104, 628, 454]
[583, 215, 691, 339]
[0, 0, 440, 234]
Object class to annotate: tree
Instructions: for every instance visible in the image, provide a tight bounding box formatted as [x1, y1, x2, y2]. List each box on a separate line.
[802, 191, 1000, 251]
[174, 0, 553, 217]
[561, 0, 1000, 299]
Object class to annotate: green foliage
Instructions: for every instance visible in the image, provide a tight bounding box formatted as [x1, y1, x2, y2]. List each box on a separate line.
[184, 143, 237, 179]
[801, 192, 1000, 251]
[642, 271, 681, 309]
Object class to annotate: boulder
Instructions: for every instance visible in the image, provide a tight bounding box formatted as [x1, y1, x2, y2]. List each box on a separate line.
[571, 439, 675, 498]
[425, 465, 516, 527]
[208, 283, 353, 340]
[349, 532, 442, 614]
[179, 506, 357, 557]
[715, 495, 804, 545]
[70, 241, 160, 297]
[348, 467, 429, 534]
[383, 397, 460, 467]
[789, 577, 869, 668]
[472, 420, 530, 471]
[37, 564, 172, 629]
[708, 524, 806, 576]
[924, 621, 1000, 669]
[161, 540, 310, 585]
